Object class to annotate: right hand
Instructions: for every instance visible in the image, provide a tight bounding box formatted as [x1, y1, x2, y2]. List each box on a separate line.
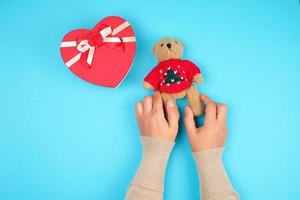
[184, 94, 228, 152]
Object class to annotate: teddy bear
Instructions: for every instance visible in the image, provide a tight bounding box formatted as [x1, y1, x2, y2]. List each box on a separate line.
[143, 37, 203, 116]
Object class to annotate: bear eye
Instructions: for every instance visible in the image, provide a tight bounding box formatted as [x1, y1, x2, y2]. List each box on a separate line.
[160, 43, 164, 47]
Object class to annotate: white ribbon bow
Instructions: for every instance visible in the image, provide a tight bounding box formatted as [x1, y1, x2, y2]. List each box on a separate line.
[61, 21, 136, 68]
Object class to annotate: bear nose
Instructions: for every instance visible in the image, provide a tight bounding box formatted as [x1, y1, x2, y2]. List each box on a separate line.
[167, 43, 171, 49]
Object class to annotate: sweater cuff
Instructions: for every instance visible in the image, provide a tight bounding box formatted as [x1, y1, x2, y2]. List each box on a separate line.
[131, 136, 174, 192]
[193, 147, 239, 200]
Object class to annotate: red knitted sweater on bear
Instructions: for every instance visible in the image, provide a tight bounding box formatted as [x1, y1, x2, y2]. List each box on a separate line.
[144, 59, 201, 93]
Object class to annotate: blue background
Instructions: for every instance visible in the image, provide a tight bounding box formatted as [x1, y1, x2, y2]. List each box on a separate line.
[0, 0, 299, 199]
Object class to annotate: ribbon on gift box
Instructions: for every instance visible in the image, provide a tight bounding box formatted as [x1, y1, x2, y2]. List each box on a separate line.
[60, 21, 136, 68]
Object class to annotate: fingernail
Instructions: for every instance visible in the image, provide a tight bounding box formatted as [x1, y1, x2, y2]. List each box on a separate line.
[167, 101, 174, 107]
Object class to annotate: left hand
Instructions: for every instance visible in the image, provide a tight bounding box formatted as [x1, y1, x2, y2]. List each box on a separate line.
[184, 94, 227, 151]
[135, 92, 180, 142]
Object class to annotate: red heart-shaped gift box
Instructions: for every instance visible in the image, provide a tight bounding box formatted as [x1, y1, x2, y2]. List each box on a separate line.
[60, 16, 136, 88]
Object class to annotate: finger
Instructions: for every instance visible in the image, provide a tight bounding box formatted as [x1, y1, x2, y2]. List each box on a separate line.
[143, 96, 153, 113]
[184, 106, 197, 138]
[216, 103, 227, 122]
[200, 94, 217, 123]
[153, 91, 163, 113]
[166, 101, 179, 130]
[135, 102, 144, 136]
[135, 102, 143, 117]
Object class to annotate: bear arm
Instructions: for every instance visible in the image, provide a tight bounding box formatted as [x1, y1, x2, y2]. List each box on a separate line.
[143, 81, 154, 90]
[182, 60, 201, 81]
[144, 66, 161, 90]
[193, 73, 203, 84]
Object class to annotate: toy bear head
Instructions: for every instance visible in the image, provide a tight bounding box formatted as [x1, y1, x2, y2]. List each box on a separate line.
[152, 38, 184, 62]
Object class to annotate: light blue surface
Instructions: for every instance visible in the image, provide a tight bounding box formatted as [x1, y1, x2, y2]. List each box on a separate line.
[0, 1, 300, 199]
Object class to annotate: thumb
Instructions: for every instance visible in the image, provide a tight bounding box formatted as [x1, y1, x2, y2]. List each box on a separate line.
[184, 106, 197, 139]
[166, 101, 179, 130]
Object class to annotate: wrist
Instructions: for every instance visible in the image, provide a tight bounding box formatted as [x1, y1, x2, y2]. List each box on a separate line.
[141, 136, 174, 155]
[131, 136, 175, 192]
[193, 147, 224, 164]
[193, 147, 237, 200]
[140, 137, 175, 167]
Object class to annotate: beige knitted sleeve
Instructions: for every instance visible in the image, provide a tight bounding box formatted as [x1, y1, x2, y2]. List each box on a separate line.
[193, 147, 239, 200]
[125, 136, 174, 200]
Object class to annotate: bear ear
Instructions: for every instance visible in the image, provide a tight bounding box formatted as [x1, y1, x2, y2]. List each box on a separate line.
[179, 40, 184, 48]
[152, 44, 157, 53]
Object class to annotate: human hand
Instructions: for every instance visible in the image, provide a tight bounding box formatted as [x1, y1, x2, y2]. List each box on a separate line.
[184, 94, 227, 152]
[135, 92, 180, 142]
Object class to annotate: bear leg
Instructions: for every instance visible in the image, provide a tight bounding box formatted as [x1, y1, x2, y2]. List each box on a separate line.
[186, 85, 203, 116]
[161, 93, 176, 106]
